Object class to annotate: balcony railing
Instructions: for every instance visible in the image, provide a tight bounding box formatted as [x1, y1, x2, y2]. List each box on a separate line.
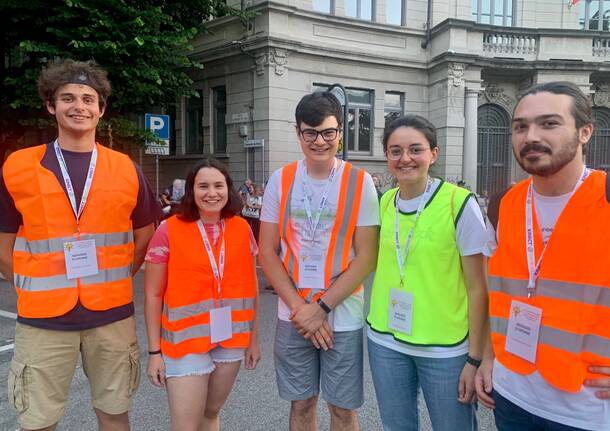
[483, 32, 538, 55]
[593, 37, 610, 56]
[431, 19, 610, 62]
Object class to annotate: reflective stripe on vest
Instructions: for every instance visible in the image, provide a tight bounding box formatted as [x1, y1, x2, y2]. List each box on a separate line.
[14, 231, 133, 254]
[491, 316, 610, 358]
[278, 161, 364, 298]
[14, 265, 131, 291]
[163, 298, 255, 323]
[489, 276, 610, 308]
[161, 320, 252, 345]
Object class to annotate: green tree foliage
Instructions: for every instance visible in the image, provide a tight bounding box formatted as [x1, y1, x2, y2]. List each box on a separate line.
[0, 0, 243, 156]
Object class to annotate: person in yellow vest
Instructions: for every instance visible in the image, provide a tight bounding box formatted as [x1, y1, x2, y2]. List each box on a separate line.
[259, 91, 379, 430]
[0, 60, 161, 430]
[475, 82, 610, 430]
[144, 158, 260, 431]
[367, 115, 489, 431]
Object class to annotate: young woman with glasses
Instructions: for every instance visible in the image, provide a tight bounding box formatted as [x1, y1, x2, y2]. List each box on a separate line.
[366, 115, 489, 431]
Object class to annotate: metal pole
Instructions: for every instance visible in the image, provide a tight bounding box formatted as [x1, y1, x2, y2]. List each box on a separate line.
[342, 103, 349, 161]
[328, 83, 349, 161]
[262, 139, 266, 183]
[155, 155, 159, 197]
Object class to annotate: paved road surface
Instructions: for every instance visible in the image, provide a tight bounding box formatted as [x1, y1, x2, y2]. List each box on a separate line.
[0, 272, 497, 430]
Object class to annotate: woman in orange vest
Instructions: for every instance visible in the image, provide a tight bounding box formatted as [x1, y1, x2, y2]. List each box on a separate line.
[144, 158, 260, 431]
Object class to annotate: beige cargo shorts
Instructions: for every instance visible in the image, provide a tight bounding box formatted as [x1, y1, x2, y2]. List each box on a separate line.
[7, 316, 140, 429]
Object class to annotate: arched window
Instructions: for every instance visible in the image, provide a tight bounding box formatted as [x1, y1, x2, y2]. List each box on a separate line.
[588, 108, 610, 172]
[477, 104, 511, 196]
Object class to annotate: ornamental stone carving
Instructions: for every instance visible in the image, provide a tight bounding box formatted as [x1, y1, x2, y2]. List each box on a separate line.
[593, 84, 610, 108]
[449, 63, 465, 87]
[255, 53, 267, 76]
[270, 49, 288, 76]
[480, 83, 515, 112]
[254, 48, 289, 76]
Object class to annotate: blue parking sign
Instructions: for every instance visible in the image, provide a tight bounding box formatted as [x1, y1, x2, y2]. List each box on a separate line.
[145, 113, 170, 155]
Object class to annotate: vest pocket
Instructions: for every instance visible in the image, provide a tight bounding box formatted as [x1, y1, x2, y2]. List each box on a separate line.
[128, 343, 141, 397]
[8, 359, 29, 413]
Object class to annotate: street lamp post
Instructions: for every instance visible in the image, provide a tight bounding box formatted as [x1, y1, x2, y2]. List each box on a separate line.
[327, 84, 349, 161]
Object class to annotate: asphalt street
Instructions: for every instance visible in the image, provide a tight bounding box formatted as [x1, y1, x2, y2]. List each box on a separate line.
[0, 272, 497, 431]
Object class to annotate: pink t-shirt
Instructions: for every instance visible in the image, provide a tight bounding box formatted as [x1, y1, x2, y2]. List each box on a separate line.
[145, 219, 258, 264]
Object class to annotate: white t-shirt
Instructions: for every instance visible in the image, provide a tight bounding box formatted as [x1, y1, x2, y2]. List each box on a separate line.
[367, 179, 488, 358]
[487, 186, 610, 431]
[260, 159, 380, 331]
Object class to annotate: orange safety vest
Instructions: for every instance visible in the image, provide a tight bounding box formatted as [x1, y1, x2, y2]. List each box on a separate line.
[488, 170, 610, 393]
[278, 160, 365, 302]
[161, 215, 256, 359]
[3, 144, 138, 318]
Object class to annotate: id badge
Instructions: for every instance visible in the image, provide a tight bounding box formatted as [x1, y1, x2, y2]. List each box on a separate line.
[505, 300, 542, 363]
[210, 306, 233, 343]
[387, 288, 414, 335]
[298, 245, 325, 290]
[63, 239, 99, 280]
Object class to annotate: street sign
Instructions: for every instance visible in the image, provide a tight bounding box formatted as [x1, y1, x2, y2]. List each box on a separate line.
[243, 138, 264, 148]
[145, 113, 170, 155]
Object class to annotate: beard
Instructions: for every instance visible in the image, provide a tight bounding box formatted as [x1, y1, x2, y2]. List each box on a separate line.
[514, 133, 580, 177]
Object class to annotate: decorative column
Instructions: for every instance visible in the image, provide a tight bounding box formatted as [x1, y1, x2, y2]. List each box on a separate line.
[463, 88, 479, 192]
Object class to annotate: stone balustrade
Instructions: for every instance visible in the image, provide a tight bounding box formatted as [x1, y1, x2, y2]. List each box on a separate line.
[431, 19, 610, 63]
[483, 32, 538, 55]
[593, 37, 610, 56]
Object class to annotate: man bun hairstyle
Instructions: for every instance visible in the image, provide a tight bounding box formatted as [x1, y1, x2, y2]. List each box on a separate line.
[518, 81, 593, 129]
[38, 59, 112, 109]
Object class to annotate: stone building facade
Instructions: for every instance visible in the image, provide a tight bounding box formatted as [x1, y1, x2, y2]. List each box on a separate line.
[157, 0, 610, 196]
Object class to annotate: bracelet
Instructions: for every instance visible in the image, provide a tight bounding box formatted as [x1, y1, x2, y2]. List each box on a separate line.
[148, 349, 162, 355]
[466, 355, 482, 368]
[316, 298, 332, 314]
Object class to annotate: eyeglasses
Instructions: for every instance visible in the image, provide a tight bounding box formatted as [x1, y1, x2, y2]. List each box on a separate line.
[299, 127, 340, 143]
[386, 146, 430, 160]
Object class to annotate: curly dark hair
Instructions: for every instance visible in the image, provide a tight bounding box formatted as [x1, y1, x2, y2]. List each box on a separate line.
[176, 158, 243, 222]
[38, 59, 111, 109]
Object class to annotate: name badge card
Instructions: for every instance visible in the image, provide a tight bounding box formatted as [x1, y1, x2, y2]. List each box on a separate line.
[63, 239, 99, 280]
[505, 300, 542, 363]
[388, 288, 414, 335]
[210, 306, 232, 343]
[298, 245, 325, 289]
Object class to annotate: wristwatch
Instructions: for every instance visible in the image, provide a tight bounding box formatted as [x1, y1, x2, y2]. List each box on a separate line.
[466, 355, 482, 368]
[316, 297, 332, 314]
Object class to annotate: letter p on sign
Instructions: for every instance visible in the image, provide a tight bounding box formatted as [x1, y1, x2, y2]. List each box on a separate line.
[145, 113, 170, 155]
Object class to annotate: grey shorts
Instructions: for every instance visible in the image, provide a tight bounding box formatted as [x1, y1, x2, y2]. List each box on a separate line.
[274, 319, 363, 410]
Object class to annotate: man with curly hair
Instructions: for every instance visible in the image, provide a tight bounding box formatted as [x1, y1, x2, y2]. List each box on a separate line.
[0, 59, 161, 431]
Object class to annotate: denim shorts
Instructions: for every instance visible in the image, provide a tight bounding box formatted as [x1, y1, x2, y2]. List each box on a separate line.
[274, 319, 364, 410]
[164, 347, 245, 378]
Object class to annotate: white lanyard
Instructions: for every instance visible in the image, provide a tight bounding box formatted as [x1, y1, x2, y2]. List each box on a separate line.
[525, 167, 589, 298]
[197, 220, 225, 299]
[394, 178, 434, 287]
[54, 140, 97, 231]
[302, 158, 338, 241]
